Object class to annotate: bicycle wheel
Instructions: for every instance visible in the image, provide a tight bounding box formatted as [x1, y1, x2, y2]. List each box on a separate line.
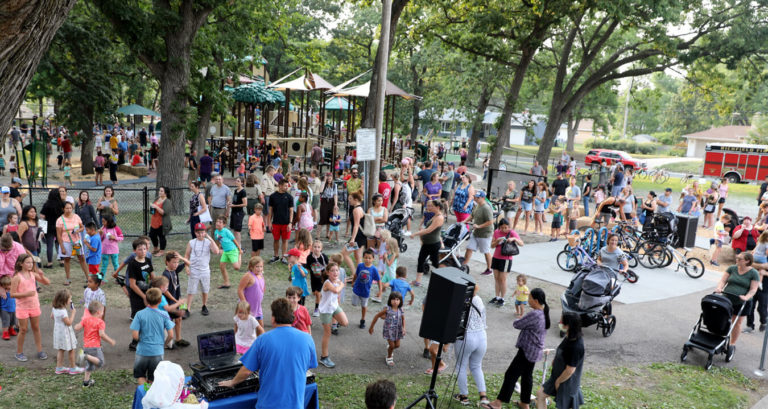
[647, 243, 668, 267]
[660, 247, 674, 267]
[557, 250, 578, 272]
[658, 173, 669, 184]
[636, 242, 657, 268]
[623, 270, 639, 283]
[626, 252, 639, 268]
[684, 257, 705, 279]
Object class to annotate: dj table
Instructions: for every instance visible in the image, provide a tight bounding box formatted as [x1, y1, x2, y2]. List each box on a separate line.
[131, 376, 319, 409]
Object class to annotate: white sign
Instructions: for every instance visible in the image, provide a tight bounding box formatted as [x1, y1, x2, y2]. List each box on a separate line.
[356, 128, 376, 161]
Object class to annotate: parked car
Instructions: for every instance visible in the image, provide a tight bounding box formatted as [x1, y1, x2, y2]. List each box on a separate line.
[584, 149, 647, 170]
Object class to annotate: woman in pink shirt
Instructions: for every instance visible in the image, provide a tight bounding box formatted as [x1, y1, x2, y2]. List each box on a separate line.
[56, 202, 88, 286]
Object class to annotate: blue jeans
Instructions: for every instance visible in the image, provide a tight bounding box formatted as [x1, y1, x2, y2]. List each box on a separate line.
[582, 196, 590, 217]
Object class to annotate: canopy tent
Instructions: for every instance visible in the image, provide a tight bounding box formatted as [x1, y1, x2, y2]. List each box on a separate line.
[268, 72, 335, 91]
[232, 81, 286, 105]
[332, 79, 422, 100]
[267, 70, 337, 140]
[324, 96, 350, 111]
[116, 104, 161, 117]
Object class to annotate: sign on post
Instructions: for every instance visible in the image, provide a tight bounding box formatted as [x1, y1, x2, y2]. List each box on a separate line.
[356, 128, 376, 161]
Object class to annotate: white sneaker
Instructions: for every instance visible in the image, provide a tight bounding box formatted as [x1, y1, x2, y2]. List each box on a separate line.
[312, 308, 320, 317]
[403, 230, 412, 237]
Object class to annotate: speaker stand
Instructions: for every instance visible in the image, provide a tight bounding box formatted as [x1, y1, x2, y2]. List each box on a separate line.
[406, 342, 443, 409]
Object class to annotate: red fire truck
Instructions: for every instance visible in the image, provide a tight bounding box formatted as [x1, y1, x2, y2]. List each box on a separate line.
[704, 143, 768, 183]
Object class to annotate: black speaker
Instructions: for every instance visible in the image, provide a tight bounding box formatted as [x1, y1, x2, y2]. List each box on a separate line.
[419, 267, 476, 344]
[675, 213, 699, 248]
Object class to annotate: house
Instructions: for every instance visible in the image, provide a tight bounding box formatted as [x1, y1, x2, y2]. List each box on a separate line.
[420, 109, 566, 146]
[632, 134, 656, 144]
[683, 126, 750, 158]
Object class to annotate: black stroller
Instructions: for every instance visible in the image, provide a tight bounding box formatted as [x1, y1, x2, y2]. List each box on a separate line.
[681, 293, 746, 370]
[560, 266, 621, 337]
[433, 223, 472, 274]
[641, 211, 678, 244]
[385, 206, 414, 253]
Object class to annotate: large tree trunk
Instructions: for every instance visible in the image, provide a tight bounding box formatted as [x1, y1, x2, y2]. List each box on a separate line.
[361, 0, 409, 128]
[0, 0, 76, 138]
[195, 96, 214, 159]
[80, 106, 95, 175]
[566, 111, 579, 153]
[489, 53, 534, 170]
[537, 103, 567, 167]
[467, 83, 493, 168]
[409, 63, 425, 145]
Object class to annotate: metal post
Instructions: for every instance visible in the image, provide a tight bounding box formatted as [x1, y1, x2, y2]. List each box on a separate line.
[755, 325, 768, 376]
[143, 186, 149, 236]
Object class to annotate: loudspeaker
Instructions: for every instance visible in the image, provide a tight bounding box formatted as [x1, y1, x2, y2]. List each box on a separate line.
[675, 213, 698, 248]
[419, 267, 476, 344]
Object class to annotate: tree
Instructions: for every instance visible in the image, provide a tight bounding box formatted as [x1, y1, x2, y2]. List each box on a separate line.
[0, 0, 76, 138]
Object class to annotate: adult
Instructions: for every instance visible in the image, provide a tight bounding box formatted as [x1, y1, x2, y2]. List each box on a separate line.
[60, 135, 72, 161]
[411, 200, 445, 287]
[310, 143, 324, 169]
[610, 166, 625, 198]
[732, 216, 760, 255]
[0, 186, 21, 232]
[0, 233, 28, 278]
[581, 175, 592, 217]
[208, 175, 232, 230]
[501, 181, 518, 222]
[514, 180, 535, 233]
[365, 379, 397, 409]
[452, 174, 476, 223]
[440, 163, 456, 202]
[716, 177, 729, 220]
[530, 160, 545, 178]
[592, 196, 622, 227]
[10, 177, 26, 202]
[677, 187, 699, 215]
[551, 174, 568, 198]
[619, 186, 636, 222]
[318, 174, 338, 239]
[596, 233, 629, 274]
[347, 192, 367, 265]
[423, 172, 442, 221]
[655, 187, 673, 214]
[345, 168, 363, 236]
[139, 127, 148, 147]
[260, 166, 278, 232]
[149, 187, 173, 256]
[227, 177, 248, 246]
[759, 175, 768, 206]
[463, 191, 494, 275]
[40, 188, 65, 268]
[453, 286, 489, 406]
[368, 194, 388, 231]
[535, 312, 585, 409]
[219, 298, 317, 409]
[75, 191, 98, 228]
[96, 186, 119, 223]
[187, 181, 208, 238]
[18, 206, 40, 257]
[268, 179, 294, 264]
[714, 253, 760, 358]
[199, 150, 214, 183]
[482, 288, 550, 409]
[187, 149, 198, 183]
[640, 192, 657, 228]
[56, 201, 89, 285]
[489, 218, 524, 305]
[108, 150, 119, 184]
[94, 152, 106, 186]
[377, 172, 391, 208]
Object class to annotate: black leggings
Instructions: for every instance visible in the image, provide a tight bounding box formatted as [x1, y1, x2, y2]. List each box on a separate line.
[149, 226, 166, 250]
[497, 348, 536, 404]
[417, 241, 441, 273]
[44, 233, 58, 264]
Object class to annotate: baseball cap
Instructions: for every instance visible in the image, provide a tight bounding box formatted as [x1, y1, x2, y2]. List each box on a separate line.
[665, 188, 672, 192]
[194, 222, 207, 231]
[11, 177, 22, 184]
[351, 164, 359, 170]
[287, 248, 302, 258]
[474, 190, 487, 199]
[0, 187, 9, 194]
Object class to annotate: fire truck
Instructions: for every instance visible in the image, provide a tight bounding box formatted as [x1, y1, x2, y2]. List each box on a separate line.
[704, 143, 768, 183]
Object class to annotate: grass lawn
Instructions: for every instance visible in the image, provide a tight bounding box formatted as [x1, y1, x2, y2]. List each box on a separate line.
[631, 177, 760, 198]
[0, 362, 761, 408]
[657, 160, 704, 174]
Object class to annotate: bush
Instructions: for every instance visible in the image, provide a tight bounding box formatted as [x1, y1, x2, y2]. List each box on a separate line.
[585, 139, 656, 154]
[668, 148, 686, 157]
[653, 131, 681, 146]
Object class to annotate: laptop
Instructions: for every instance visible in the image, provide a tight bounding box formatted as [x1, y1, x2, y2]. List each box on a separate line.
[196, 330, 241, 370]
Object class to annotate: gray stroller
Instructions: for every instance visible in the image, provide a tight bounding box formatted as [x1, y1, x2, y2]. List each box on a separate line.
[560, 266, 621, 337]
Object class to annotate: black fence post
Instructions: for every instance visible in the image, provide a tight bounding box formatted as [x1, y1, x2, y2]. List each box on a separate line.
[487, 168, 494, 198]
[143, 186, 148, 236]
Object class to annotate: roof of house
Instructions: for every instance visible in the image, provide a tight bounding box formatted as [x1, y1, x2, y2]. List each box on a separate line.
[683, 125, 750, 141]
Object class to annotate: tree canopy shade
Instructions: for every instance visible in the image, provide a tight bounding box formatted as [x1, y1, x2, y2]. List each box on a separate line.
[232, 82, 286, 105]
[116, 104, 160, 117]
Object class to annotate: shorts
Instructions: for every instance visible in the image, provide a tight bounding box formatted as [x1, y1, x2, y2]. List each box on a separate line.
[467, 235, 492, 254]
[491, 257, 513, 272]
[754, 255, 768, 264]
[515, 300, 528, 306]
[329, 225, 340, 232]
[310, 275, 323, 293]
[320, 306, 343, 324]
[455, 212, 471, 222]
[272, 224, 291, 240]
[220, 249, 240, 264]
[710, 238, 724, 248]
[230, 211, 245, 232]
[351, 294, 369, 308]
[83, 347, 104, 372]
[59, 241, 83, 258]
[520, 201, 532, 212]
[133, 354, 163, 381]
[236, 344, 251, 355]
[251, 239, 264, 252]
[16, 307, 41, 320]
[95, 167, 104, 174]
[187, 272, 211, 294]
[88, 264, 100, 275]
[200, 172, 212, 182]
[551, 216, 562, 229]
[718, 197, 726, 204]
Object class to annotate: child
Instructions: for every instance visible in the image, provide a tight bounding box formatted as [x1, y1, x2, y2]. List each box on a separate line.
[318, 262, 348, 368]
[74, 300, 116, 387]
[288, 248, 310, 305]
[238, 159, 246, 179]
[100, 216, 124, 282]
[83, 274, 107, 321]
[1, 275, 16, 340]
[351, 249, 382, 329]
[161, 251, 191, 348]
[512, 274, 530, 318]
[305, 241, 329, 317]
[238, 256, 266, 328]
[149, 276, 181, 348]
[0, 153, 5, 175]
[9, 155, 16, 175]
[83, 222, 102, 278]
[295, 228, 312, 266]
[329, 253, 347, 323]
[234, 300, 262, 354]
[51, 289, 83, 374]
[213, 216, 242, 289]
[286, 286, 311, 335]
[63, 160, 72, 186]
[368, 291, 406, 367]
[388, 266, 415, 306]
[184, 223, 221, 318]
[710, 214, 731, 266]
[11, 254, 50, 361]
[126, 238, 154, 328]
[3, 213, 18, 235]
[329, 206, 342, 243]
[296, 192, 314, 231]
[549, 197, 566, 242]
[375, 236, 399, 301]
[248, 204, 265, 257]
[129, 288, 174, 385]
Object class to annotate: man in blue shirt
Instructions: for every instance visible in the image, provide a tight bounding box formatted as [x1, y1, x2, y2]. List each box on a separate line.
[219, 298, 317, 409]
[130, 288, 174, 385]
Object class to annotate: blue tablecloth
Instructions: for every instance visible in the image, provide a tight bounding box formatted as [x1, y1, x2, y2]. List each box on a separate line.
[132, 376, 319, 409]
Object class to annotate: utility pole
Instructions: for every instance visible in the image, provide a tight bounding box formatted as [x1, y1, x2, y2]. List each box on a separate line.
[621, 76, 634, 140]
[367, 0, 393, 206]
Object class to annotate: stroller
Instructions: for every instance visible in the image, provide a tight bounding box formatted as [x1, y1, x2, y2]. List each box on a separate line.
[430, 222, 471, 274]
[385, 206, 414, 253]
[560, 266, 621, 337]
[681, 293, 746, 370]
[641, 212, 678, 244]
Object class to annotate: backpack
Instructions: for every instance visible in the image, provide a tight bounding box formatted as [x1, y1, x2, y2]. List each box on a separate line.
[361, 213, 377, 237]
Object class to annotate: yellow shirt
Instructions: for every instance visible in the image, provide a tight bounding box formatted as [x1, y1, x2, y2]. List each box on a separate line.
[516, 285, 530, 302]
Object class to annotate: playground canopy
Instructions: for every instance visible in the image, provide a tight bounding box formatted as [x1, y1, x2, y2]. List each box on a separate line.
[324, 96, 350, 111]
[116, 104, 161, 117]
[332, 80, 422, 100]
[232, 81, 286, 105]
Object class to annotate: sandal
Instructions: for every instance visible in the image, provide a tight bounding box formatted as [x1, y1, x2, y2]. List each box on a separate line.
[452, 394, 470, 406]
[424, 368, 434, 375]
[63, 280, 71, 286]
[385, 356, 394, 367]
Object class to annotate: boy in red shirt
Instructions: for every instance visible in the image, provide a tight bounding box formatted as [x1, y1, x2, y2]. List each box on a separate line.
[74, 301, 116, 387]
[286, 286, 311, 335]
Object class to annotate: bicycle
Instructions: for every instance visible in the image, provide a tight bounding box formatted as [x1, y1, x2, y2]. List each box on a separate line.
[680, 173, 695, 184]
[646, 241, 705, 278]
[651, 169, 670, 184]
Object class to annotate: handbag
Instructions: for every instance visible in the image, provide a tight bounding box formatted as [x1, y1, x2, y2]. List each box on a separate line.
[197, 194, 212, 223]
[500, 232, 520, 256]
[61, 217, 82, 256]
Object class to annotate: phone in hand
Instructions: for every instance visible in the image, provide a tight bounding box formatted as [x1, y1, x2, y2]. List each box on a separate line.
[345, 243, 359, 252]
[70, 301, 75, 310]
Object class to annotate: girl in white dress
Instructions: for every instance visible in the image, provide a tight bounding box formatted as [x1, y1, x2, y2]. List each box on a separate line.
[51, 289, 83, 375]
